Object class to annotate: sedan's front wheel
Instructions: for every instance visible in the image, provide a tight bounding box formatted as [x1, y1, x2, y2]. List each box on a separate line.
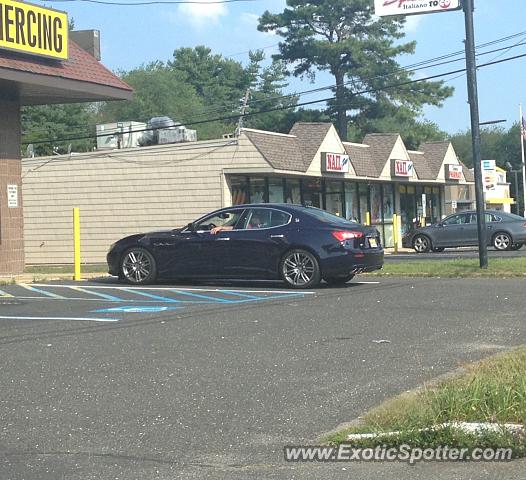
[493, 232, 512, 251]
[281, 249, 321, 289]
[413, 235, 431, 253]
[121, 247, 157, 285]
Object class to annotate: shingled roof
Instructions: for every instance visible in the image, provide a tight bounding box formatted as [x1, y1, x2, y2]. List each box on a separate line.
[289, 122, 332, 169]
[243, 129, 304, 171]
[243, 123, 333, 172]
[418, 141, 451, 179]
[342, 142, 375, 177]
[361, 133, 400, 177]
[0, 40, 132, 104]
[408, 150, 435, 180]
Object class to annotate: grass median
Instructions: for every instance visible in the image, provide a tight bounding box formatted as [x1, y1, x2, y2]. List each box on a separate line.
[370, 257, 526, 278]
[326, 347, 526, 457]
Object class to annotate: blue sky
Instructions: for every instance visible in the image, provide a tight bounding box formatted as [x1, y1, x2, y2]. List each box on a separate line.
[42, 0, 526, 135]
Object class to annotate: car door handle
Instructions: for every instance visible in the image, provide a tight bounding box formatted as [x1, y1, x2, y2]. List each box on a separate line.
[270, 234, 284, 238]
[216, 237, 230, 241]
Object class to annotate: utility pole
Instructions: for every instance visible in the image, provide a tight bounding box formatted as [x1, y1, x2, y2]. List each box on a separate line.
[463, 0, 488, 269]
[236, 88, 251, 136]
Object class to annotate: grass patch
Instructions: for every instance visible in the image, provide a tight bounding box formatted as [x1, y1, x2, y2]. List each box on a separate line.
[24, 264, 107, 274]
[370, 257, 526, 278]
[326, 347, 526, 456]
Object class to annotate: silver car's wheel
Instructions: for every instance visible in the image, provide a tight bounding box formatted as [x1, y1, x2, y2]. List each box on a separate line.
[413, 235, 431, 253]
[121, 248, 157, 284]
[281, 249, 321, 289]
[493, 232, 512, 251]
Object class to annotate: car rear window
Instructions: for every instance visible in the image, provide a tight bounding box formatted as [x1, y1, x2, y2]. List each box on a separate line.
[302, 207, 358, 225]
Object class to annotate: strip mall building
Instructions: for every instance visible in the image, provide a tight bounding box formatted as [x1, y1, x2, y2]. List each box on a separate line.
[22, 123, 476, 264]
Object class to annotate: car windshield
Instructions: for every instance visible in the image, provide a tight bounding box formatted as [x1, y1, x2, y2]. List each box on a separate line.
[302, 207, 358, 225]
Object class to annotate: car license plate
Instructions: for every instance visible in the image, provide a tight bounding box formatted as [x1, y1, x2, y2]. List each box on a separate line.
[369, 237, 378, 248]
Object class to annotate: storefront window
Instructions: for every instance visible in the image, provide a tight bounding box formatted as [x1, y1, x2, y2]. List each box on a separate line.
[325, 180, 344, 217]
[344, 183, 359, 222]
[431, 187, 441, 223]
[399, 184, 417, 235]
[230, 176, 249, 205]
[369, 184, 382, 225]
[382, 184, 394, 247]
[250, 177, 267, 203]
[268, 178, 284, 203]
[359, 184, 369, 223]
[302, 177, 322, 208]
[284, 178, 301, 204]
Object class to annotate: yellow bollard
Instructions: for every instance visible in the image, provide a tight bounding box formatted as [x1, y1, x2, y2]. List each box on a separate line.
[73, 207, 81, 281]
[393, 214, 399, 253]
[365, 212, 371, 226]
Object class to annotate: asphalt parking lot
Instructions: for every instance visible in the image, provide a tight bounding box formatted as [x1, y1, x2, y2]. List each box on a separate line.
[1, 276, 526, 479]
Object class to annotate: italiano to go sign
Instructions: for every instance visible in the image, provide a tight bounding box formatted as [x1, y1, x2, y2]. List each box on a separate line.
[374, 0, 462, 17]
[321, 153, 350, 174]
[0, 0, 68, 60]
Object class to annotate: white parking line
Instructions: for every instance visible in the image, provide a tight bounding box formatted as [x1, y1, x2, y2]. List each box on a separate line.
[19, 284, 66, 299]
[0, 315, 118, 322]
[30, 284, 317, 295]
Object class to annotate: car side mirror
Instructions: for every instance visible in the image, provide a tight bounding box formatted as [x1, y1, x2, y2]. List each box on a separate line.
[185, 222, 195, 232]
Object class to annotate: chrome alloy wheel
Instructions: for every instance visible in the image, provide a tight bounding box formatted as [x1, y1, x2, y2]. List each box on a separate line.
[493, 233, 511, 251]
[282, 251, 316, 287]
[122, 249, 153, 284]
[413, 235, 430, 253]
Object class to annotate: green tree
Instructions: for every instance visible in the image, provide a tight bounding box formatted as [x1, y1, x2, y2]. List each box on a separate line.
[99, 61, 232, 140]
[258, 0, 453, 141]
[243, 51, 300, 132]
[21, 103, 97, 156]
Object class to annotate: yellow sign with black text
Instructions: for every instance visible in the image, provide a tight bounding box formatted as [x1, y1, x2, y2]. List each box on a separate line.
[0, 0, 68, 60]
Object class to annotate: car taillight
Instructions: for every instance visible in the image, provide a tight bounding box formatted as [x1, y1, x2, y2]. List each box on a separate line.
[331, 230, 365, 241]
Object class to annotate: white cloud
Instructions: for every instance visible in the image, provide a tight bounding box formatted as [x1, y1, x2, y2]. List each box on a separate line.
[240, 12, 259, 26]
[178, 0, 227, 27]
[404, 15, 424, 34]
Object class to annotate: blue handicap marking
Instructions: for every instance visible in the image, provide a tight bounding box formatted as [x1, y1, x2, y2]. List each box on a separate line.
[93, 305, 180, 313]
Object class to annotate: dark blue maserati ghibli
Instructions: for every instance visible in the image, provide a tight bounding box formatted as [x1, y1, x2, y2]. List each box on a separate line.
[107, 204, 384, 288]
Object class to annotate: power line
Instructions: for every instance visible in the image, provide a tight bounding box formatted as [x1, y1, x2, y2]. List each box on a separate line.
[22, 51, 526, 146]
[21, 29, 526, 137]
[22, 35, 526, 138]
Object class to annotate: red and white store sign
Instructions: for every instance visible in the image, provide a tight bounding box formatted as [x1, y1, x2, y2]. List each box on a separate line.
[321, 153, 350, 173]
[446, 164, 463, 180]
[394, 159, 414, 177]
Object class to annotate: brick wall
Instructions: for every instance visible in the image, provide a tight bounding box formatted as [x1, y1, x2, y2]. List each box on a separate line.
[0, 98, 24, 274]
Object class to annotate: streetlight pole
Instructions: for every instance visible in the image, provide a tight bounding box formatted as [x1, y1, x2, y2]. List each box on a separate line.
[463, 0, 488, 269]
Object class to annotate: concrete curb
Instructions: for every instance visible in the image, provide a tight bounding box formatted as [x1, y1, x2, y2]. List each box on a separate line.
[0, 272, 109, 284]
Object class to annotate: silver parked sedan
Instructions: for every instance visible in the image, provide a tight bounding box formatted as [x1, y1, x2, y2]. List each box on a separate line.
[402, 210, 526, 252]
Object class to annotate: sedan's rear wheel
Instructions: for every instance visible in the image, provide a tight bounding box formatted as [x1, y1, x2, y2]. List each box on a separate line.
[121, 248, 157, 284]
[493, 232, 512, 251]
[413, 235, 431, 253]
[281, 249, 321, 289]
[324, 274, 355, 285]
